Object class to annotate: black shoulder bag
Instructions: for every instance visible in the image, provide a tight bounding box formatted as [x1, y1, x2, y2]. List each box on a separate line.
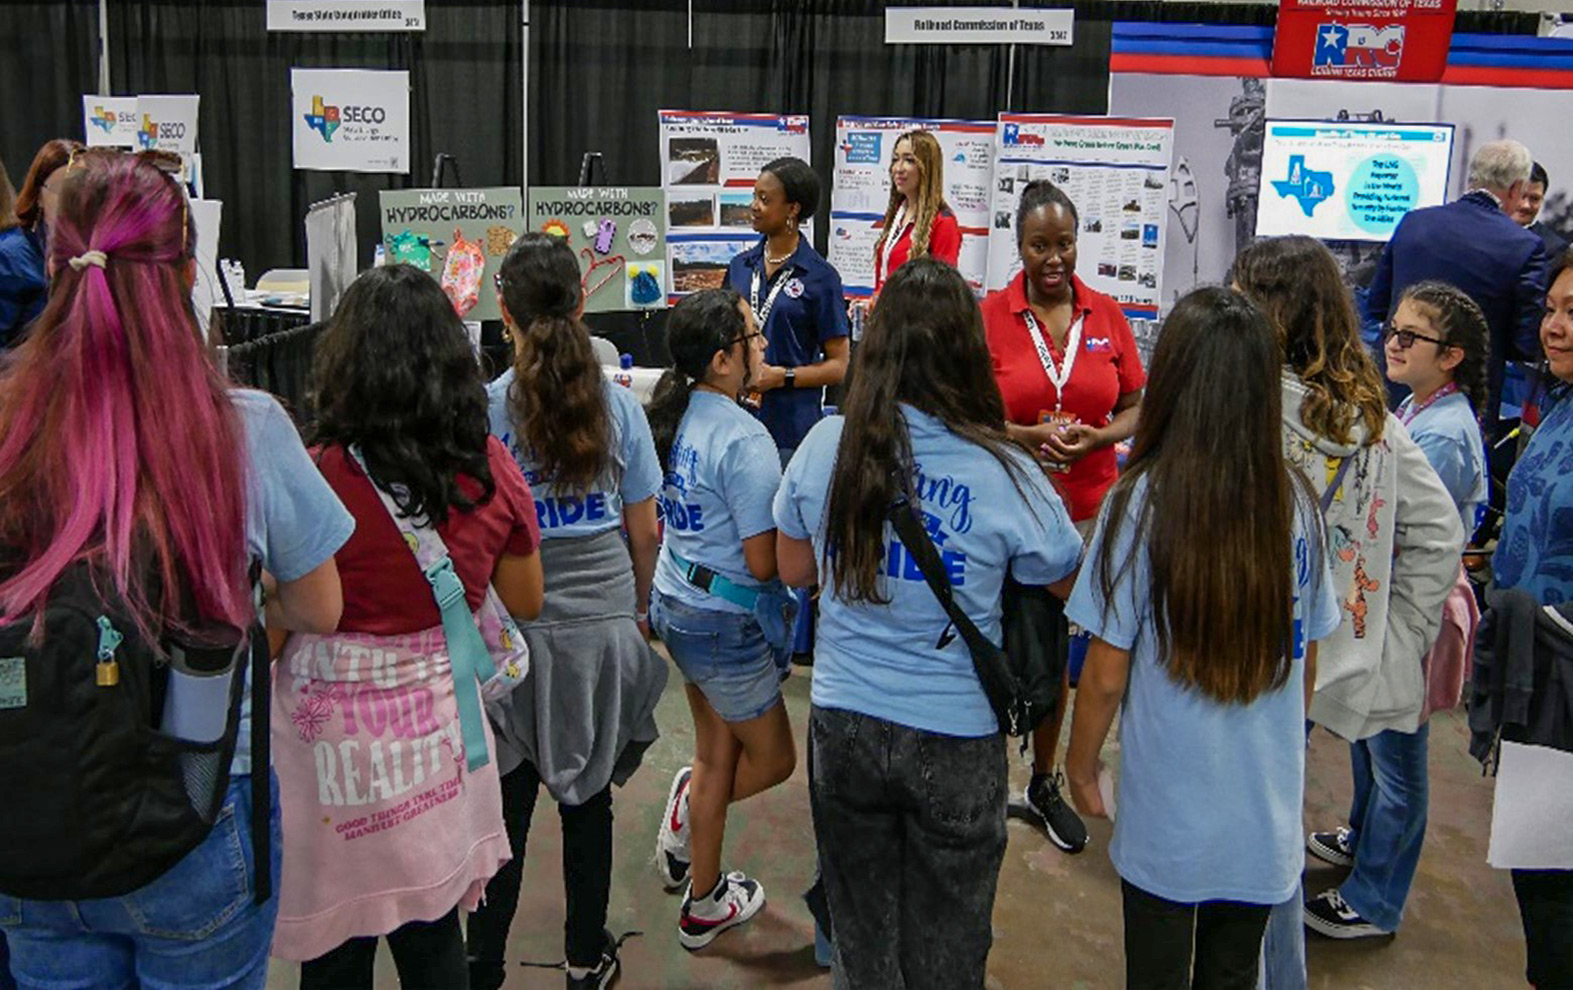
[887, 494, 1066, 747]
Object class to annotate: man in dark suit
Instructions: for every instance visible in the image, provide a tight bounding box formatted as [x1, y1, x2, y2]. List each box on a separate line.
[1364, 139, 1549, 439]
[1513, 161, 1570, 268]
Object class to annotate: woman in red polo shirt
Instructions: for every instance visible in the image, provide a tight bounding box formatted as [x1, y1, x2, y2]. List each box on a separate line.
[981, 179, 1144, 856]
[871, 129, 961, 295]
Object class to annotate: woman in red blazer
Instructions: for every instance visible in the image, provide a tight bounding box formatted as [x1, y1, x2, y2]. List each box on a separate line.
[871, 129, 961, 295]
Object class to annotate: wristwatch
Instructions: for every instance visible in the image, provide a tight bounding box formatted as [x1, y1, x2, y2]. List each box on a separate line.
[784, 367, 796, 389]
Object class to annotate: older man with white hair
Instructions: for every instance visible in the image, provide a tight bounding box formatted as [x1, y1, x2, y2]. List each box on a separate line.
[1363, 139, 1550, 441]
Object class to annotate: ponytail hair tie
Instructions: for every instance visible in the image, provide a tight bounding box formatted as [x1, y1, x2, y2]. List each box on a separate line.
[68, 250, 108, 272]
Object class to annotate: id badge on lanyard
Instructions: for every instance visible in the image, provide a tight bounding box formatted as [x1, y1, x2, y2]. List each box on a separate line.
[1024, 308, 1084, 473]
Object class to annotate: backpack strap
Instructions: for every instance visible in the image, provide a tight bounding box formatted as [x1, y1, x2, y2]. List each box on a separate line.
[347, 445, 492, 773]
[1320, 454, 1357, 514]
[249, 610, 271, 905]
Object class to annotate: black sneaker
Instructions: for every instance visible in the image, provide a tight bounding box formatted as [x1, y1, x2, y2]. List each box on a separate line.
[1304, 889, 1385, 939]
[1026, 770, 1088, 854]
[565, 928, 622, 989]
[1307, 826, 1356, 868]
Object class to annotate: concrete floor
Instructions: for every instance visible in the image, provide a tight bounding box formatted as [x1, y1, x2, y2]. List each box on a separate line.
[266, 649, 1527, 989]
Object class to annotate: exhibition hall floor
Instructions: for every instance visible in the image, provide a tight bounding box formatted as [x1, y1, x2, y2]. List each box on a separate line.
[265, 648, 1523, 989]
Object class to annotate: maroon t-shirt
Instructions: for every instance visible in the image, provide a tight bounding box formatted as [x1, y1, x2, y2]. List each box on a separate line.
[313, 437, 540, 635]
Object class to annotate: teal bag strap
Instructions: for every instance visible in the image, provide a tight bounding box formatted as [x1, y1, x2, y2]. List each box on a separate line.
[349, 445, 491, 773]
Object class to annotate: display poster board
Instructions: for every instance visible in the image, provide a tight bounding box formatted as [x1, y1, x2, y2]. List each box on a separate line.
[1254, 119, 1454, 241]
[82, 96, 141, 147]
[291, 68, 410, 174]
[189, 199, 223, 338]
[827, 116, 995, 297]
[1271, 0, 1458, 83]
[378, 187, 525, 322]
[135, 95, 200, 157]
[527, 186, 668, 313]
[986, 114, 1175, 318]
[657, 110, 812, 298]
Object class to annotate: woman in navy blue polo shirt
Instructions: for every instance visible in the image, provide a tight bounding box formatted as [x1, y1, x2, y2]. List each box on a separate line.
[725, 157, 850, 464]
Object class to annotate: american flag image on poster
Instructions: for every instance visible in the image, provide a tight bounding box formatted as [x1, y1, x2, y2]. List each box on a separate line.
[1312, 22, 1406, 77]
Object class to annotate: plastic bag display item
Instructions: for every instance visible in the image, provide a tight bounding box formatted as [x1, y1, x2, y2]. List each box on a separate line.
[387, 230, 434, 271]
[441, 228, 486, 318]
[594, 218, 617, 255]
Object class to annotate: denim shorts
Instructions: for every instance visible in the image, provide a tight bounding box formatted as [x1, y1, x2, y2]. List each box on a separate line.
[0, 772, 281, 990]
[651, 588, 783, 723]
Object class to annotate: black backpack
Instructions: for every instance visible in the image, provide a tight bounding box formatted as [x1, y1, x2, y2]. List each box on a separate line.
[888, 494, 1067, 747]
[0, 561, 270, 902]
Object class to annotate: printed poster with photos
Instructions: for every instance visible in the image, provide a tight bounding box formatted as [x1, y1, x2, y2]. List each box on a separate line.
[378, 187, 525, 322]
[527, 187, 668, 313]
[986, 114, 1176, 319]
[657, 110, 812, 299]
[828, 116, 996, 297]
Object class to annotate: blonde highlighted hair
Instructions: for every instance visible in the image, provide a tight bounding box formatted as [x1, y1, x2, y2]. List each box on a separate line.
[873, 129, 950, 264]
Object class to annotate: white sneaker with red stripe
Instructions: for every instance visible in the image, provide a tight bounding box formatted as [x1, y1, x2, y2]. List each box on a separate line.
[655, 766, 692, 891]
[679, 871, 765, 950]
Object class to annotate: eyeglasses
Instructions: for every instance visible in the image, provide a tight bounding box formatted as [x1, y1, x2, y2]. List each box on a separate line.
[732, 330, 766, 347]
[1383, 324, 1450, 350]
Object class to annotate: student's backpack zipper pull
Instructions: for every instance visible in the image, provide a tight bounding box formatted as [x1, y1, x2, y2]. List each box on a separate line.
[95, 616, 123, 687]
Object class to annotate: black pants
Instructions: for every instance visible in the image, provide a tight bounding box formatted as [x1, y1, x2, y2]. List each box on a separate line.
[808, 705, 1008, 990]
[1121, 881, 1269, 990]
[466, 760, 613, 989]
[1513, 868, 1573, 988]
[299, 908, 467, 990]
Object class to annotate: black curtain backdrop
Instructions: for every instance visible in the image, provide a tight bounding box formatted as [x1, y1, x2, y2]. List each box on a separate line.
[0, 0, 1541, 275]
[0, 1, 99, 195]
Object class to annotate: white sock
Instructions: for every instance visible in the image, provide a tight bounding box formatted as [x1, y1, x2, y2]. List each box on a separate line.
[688, 875, 728, 917]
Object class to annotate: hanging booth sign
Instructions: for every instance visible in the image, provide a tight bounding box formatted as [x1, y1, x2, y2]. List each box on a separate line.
[82, 96, 142, 147]
[1271, 0, 1459, 82]
[527, 187, 669, 313]
[828, 115, 996, 298]
[267, 0, 425, 32]
[135, 95, 200, 157]
[986, 114, 1175, 319]
[884, 7, 1074, 45]
[657, 110, 813, 299]
[291, 68, 410, 174]
[378, 187, 525, 322]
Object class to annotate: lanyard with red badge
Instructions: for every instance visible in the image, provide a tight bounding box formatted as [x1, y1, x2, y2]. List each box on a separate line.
[1399, 381, 1459, 427]
[1023, 306, 1084, 473]
[878, 202, 910, 285]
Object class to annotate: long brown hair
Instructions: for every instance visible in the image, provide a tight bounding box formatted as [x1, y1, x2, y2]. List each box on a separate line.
[0, 156, 17, 231]
[1231, 235, 1387, 445]
[497, 232, 611, 494]
[873, 130, 951, 266]
[14, 138, 84, 230]
[826, 257, 1038, 604]
[1097, 286, 1316, 703]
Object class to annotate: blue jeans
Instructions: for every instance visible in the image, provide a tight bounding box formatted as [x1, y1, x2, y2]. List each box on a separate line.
[1340, 723, 1429, 932]
[0, 773, 281, 990]
[651, 588, 783, 723]
[1258, 889, 1305, 990]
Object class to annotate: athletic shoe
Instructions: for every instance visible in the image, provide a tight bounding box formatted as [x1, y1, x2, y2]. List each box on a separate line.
[1026, 770, 1088, 854]
[565, 928, 622, 989]
[655, 766, 692, 891]
[1304, 889, 1386, 939]
[1307, 826, 1356, 868]
[679, 871, 766, 950]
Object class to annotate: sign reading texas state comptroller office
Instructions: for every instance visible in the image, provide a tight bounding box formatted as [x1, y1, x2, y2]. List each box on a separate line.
[290, 68, 410, 174]
[1270, 0, 1458, 82]
[267, 0, 425, 32]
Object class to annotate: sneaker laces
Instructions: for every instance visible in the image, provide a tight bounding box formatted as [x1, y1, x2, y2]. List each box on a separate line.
[1322, 890, 1356, 917]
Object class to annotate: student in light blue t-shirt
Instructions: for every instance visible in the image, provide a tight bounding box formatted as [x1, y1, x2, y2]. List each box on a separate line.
[1064, 288, 1341, 988]
[643, 288, 798, 952]
[774, 259, 1083, 988]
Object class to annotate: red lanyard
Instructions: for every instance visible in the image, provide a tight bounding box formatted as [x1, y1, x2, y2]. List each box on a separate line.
[1400, 382, 1458, 426]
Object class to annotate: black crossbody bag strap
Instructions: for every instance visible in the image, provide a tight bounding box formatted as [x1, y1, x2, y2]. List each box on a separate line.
[887, 494, 997, 660]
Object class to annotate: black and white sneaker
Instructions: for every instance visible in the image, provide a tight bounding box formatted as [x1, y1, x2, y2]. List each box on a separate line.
[655, 766, 692, 891]
[1026, 770, 1088, 854]
[565, 928, 623, 989]
[1304, 889, 1385, 939]
[679, 871, 765, 951]
[1307, 826, 1356, 868]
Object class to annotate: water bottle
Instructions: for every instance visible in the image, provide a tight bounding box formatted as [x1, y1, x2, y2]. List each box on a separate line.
[613, 353, 635, 389]
[160, 640, 237, 744]
[372, 243, 387, 268]
[850, 300, 867, 342]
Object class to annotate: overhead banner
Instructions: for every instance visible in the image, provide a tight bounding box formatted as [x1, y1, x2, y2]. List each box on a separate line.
[292, 68, 410, 174]
[885, 7, 1073, 45]
[987, 114, 1176, 318]
[378, 187, 525, 321]
[82, 96, 141, 147]
[267, 0, 425, 31]
[1271, 0, 1459, 82]
[657, 110, 812, 298]
[528, 186, 669, 313]
[828, 116, 995, 298]
[136, 94, 200, 156]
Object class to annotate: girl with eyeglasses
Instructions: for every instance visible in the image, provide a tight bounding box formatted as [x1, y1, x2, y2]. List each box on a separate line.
[644, 289, 799, 950]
